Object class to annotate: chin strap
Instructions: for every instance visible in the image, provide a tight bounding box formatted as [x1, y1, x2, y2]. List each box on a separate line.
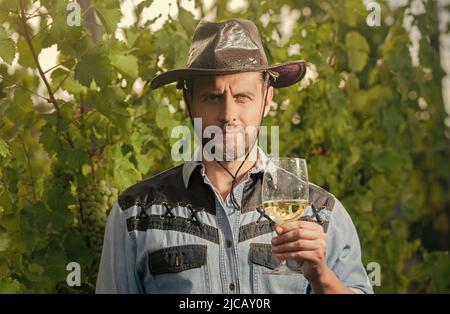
[182, 70, 278, 210]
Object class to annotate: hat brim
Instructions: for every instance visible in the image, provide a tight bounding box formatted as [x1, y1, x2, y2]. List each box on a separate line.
[149, 60, 307, 90]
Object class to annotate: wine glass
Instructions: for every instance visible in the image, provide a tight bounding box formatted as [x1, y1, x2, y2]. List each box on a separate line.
[262, 157, 309, 275]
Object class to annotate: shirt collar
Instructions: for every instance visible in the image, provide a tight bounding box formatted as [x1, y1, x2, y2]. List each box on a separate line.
[182, 146, 268, 189]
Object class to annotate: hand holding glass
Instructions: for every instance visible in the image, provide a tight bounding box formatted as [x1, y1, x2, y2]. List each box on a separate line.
[262, 157, 309, 275]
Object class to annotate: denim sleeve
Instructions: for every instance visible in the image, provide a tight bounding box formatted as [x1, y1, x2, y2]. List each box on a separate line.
[95, 201, 144, 294]
[325, 198, 374, 294]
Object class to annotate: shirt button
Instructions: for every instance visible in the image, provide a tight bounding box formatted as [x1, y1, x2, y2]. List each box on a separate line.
[226, 240, 233, 248]
[229, 283, 235, 291]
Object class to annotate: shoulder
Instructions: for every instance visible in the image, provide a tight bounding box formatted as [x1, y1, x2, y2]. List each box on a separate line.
[306, 184, 360, 244]
[307, 182, 354, 224]
[310, 187, 358, 239]
[117, 164, 185, 211]
[308, 182, 336, 212]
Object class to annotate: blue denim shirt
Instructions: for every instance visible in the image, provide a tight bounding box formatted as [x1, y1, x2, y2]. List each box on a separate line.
[96, 147, 373, 294]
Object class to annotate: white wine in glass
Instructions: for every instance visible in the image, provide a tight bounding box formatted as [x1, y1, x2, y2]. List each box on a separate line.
[262, 199, 308, 224]
[262, 157, 309, 275]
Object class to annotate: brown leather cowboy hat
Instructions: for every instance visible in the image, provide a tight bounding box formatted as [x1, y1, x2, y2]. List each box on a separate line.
[149, 18, 307, 90]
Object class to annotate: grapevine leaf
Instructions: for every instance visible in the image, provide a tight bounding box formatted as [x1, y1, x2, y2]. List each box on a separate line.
[346, 31, 370, 72]
[93, 1, 121, 34]
[75, 52, 112, 87]
[0, 25, 16, 64]
[110, 53, 139, 79]
[0, 278, 23, 293]
[0, 138, 10, 158]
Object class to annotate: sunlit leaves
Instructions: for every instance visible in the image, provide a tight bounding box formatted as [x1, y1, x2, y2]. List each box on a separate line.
[51, 68, 86, 95]
[92, 0, 121, 34]
[75, 51, 112, 87]
[17, 39, 36, 69]
[111, 145, 141, 191]
[0, 25, 16, 64]
[0, 138, 10, 158]
[110, 53, 139, 79]
[342, 0, 367, 27]
[178, 7, 197, 35]
[93, 86, 131, 136]
[0, 277, 23, 293]
[345, 31, 369, 72]
[0, 232, 11, 252]
[155, 101, 179, 131]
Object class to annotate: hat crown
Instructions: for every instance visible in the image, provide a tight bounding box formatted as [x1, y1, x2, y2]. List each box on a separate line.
[186, 19, 268, 70]
[149, 18, 306, 90]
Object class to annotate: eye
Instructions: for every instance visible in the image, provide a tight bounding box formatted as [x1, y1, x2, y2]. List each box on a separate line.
[204, 94, 220, 102]
[235, 95, 250, 103]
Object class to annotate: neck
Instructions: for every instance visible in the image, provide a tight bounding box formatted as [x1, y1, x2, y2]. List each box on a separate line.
[202, 145, 259, 200]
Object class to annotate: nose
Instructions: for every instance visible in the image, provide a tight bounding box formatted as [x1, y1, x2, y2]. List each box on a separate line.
[218, 93, 237, 125]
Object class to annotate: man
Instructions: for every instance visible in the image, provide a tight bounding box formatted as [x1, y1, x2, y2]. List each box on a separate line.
[96, 18, 373, 294]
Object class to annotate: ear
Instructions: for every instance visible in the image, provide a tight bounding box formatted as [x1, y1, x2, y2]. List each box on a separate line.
[263, 86, 274, 118]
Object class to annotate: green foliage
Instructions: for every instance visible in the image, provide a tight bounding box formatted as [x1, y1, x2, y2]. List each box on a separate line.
[0, 25, 16, 65]
[0, 138, 9, 157]
[75, 50, 113, 87]
[0, 0, 449, 293]
[345, 31, 369, 72]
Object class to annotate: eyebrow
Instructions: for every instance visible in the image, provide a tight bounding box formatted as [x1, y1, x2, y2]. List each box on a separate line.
[199, 90, 256, 98]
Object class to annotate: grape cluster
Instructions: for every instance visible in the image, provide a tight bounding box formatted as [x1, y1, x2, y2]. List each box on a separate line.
[78, 180, 118, 261]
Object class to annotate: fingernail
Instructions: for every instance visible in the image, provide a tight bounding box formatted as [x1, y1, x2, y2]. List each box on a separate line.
[276, 226, 282, 233]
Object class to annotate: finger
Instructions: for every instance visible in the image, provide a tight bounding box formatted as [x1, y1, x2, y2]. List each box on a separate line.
[297, 220, 324, 231]
[272, 239, 323, 254]
[274, 222, 300, 234]
[276, 250, 324, 264]
[275, 221, 322, 234]
[272, 228, 323, 246]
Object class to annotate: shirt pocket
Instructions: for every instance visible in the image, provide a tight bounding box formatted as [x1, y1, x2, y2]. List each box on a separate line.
[249, 243, 308, 294]
[148, 244, 210, 293]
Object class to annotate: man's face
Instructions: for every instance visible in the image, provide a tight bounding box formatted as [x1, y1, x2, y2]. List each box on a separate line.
[186, 72, 273, 161]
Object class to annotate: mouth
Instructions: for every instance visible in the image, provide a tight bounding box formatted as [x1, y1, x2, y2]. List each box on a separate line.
[223, 130, 245, 140]
[222, 126, 244, 134]
[223, 130, 240, 135]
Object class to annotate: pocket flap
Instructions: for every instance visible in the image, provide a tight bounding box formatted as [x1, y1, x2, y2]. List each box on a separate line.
[149, 244, 207, 275]
[250, 243, 301, 270]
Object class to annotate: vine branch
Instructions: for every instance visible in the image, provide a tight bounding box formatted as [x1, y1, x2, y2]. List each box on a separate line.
[18, 0, 74, 149]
